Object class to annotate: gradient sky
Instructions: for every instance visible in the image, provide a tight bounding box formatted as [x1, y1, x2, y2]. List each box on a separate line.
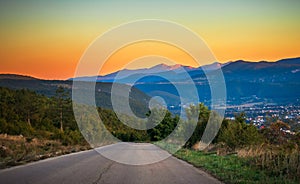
[0, 0, 300, 79]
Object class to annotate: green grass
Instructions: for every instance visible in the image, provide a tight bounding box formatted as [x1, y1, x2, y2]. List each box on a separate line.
[174, 149, 298, 184]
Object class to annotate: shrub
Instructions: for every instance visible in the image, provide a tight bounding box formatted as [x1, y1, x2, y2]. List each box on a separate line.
[218, 113, 263, 150]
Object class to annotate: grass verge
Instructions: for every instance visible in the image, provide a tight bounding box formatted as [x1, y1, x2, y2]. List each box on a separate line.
[0, 134, 90, 169]
[174, 149, 298, 184]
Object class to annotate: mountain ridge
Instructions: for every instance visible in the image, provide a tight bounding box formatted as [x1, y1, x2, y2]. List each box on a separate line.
[69, 57, 300, 82]
[1, 56, 299, 112]
[0, 74, 38, 80]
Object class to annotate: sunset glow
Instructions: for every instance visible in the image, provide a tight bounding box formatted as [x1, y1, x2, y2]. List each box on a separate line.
[0, 0, 299, 79]
[100, 41, 198, 75]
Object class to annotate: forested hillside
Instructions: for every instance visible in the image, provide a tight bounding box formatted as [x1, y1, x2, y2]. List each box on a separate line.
[1, 86, 300, 183]
[0, 74, 150, 117]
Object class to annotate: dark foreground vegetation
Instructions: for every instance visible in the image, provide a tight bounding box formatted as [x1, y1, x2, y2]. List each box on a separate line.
[175, 104, 300, 183]
[0, 87, 90, 168]
[0, 86, 173, 167]
[0, 86, 300, 183]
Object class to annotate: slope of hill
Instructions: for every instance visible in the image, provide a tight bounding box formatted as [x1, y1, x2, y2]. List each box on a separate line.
[84, 57, 300, 108]
[2, 57, 300, 114]
[221, 58, 300, 104]
[0, 75, 151, 117]
[0, 74, 38, 80]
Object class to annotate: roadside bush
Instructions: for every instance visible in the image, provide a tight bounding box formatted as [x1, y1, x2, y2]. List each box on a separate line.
[261, 121, 291, 145]
[218, 113, 263, 150]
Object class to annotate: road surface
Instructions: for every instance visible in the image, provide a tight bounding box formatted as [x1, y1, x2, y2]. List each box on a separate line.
[0, 143, 221, 184]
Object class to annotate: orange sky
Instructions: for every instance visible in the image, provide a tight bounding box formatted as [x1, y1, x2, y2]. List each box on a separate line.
[0, 1, 300, 79]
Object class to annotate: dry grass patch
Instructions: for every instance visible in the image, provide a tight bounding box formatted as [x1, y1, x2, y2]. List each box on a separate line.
[0, 134, 90, 169]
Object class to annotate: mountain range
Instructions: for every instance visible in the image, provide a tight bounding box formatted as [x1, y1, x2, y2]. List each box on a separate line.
[70, 57, 300, 108]
[1, 57, 300, 115]
[70, 57, 300, 84]
[70, 62, 227, 83]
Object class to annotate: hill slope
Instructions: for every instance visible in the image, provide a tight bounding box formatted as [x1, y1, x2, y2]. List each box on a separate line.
[0, 75, 151, 117]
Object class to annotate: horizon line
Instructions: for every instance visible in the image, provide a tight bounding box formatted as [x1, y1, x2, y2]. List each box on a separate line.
[0, 56, 299, 81]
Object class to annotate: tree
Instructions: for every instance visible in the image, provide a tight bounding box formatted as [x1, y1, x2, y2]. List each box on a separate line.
[146, 108, 178, 141]
[54, 86, 70, 132]
[261, 120, 291, 145]
[185, 103, 210, 148]
[0, 87, 16, 123]
[218, 113, 263, 150]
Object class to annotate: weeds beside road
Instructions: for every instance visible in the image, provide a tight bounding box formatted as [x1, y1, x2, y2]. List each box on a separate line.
[175, 147, 299, 184]
[0, 134, 90, 169]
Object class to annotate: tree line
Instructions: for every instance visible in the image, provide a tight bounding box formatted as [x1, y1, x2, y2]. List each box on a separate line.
[0, 87, 82, 145]
[1, 86, 299, 149]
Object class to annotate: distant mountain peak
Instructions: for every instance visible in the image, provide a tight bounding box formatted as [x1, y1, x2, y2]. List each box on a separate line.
[169, 64, 183, 70]
[151, 63, 175, 69]
[149, 63, 186, 72]
[201, 62, 223, 71]
[234, 60, 248, 63]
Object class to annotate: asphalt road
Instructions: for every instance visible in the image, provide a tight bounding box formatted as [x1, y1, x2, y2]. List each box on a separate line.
[0, 143, 221, 184]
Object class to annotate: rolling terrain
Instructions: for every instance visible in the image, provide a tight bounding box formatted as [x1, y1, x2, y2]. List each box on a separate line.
[1, 57, 300, 114]
[0, 75, 150, 117]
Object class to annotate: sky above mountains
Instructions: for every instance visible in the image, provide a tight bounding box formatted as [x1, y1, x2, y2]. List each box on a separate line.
[0, 0, 300, 79]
